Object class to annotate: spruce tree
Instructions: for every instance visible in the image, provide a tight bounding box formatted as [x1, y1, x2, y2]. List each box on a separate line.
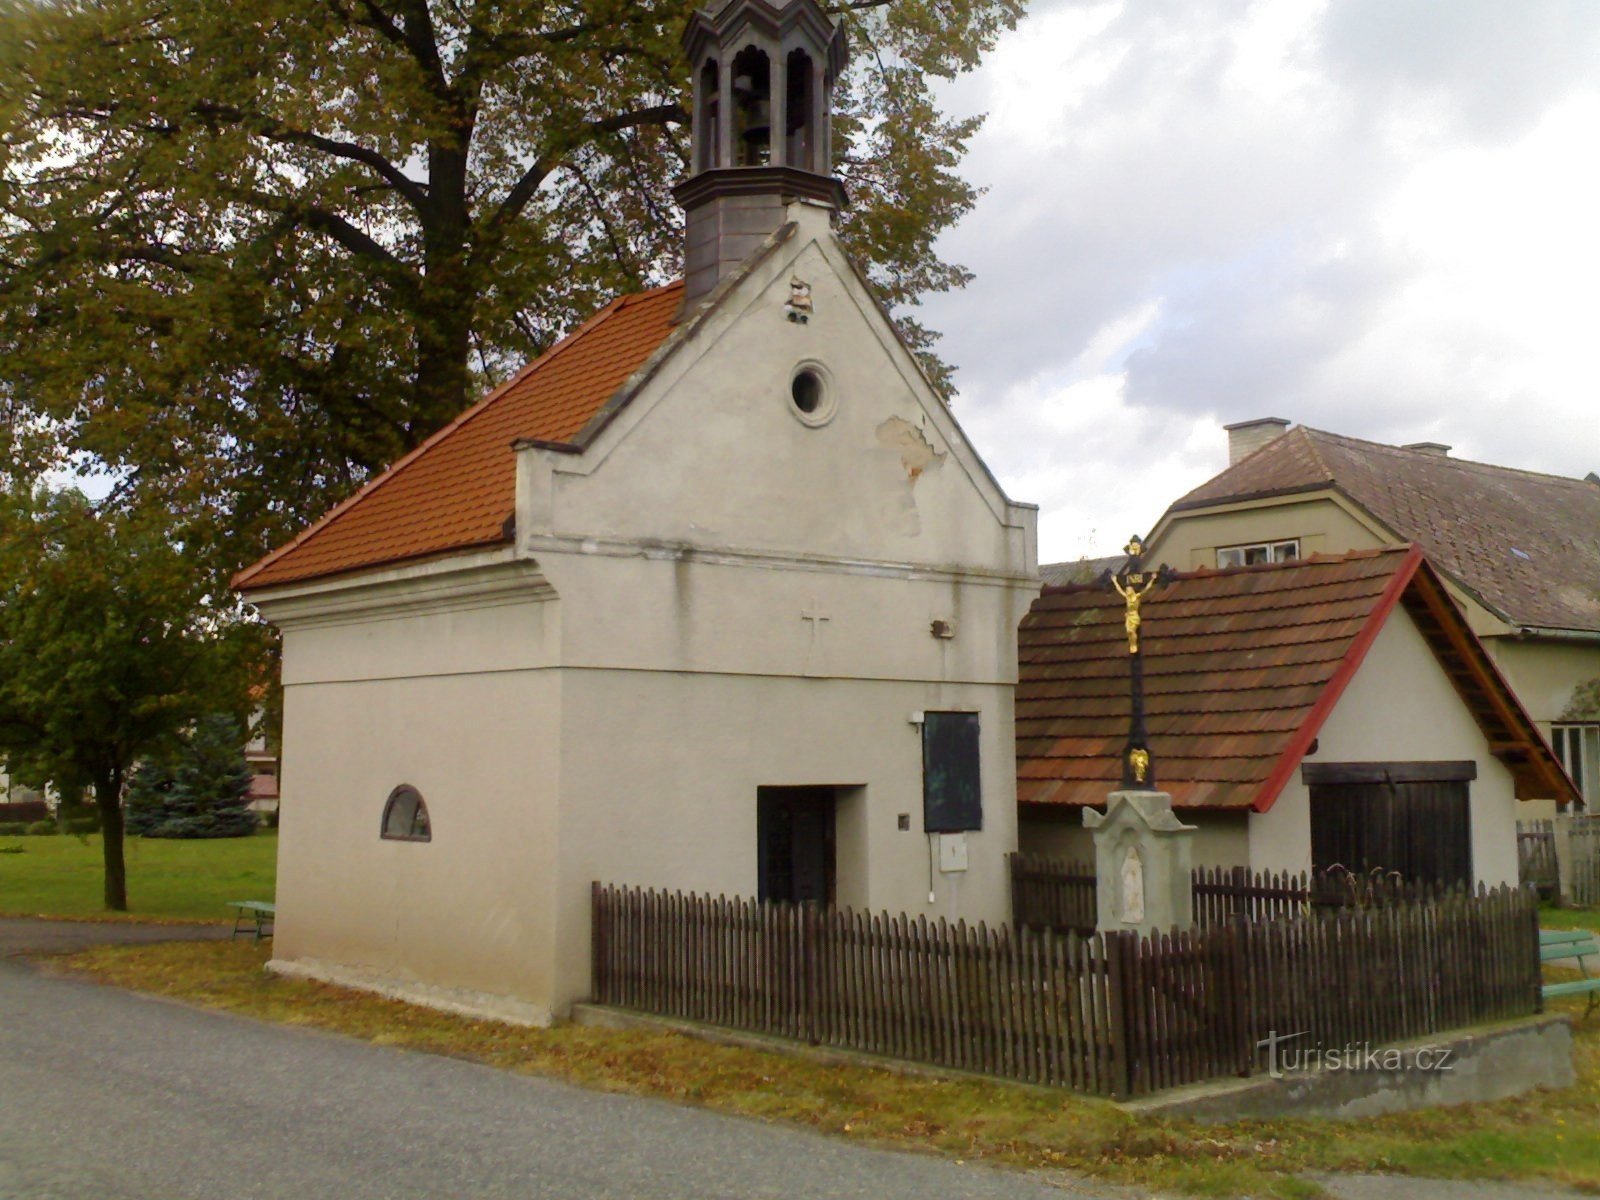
[145, 715, 257, 839]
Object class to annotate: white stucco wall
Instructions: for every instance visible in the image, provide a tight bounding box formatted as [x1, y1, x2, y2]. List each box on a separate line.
[548, 670, 1017, 1014]
[1250, 606, 1520, 886]
[264, 562, 567, 1024]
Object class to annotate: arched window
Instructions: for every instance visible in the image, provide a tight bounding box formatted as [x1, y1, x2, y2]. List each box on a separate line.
[785, 49, 814, 170]
[381, 785, 431, 842]
[731, 46, 771, 166]
[698, 57, 721, 170]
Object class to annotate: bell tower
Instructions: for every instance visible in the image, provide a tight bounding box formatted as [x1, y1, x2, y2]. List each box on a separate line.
[676, 0, 848, 307]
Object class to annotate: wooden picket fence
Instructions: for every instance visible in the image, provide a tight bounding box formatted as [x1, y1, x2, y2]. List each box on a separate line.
[590, 881, 1540, 1099]
[1568, 818, 1600, 907]
[1010, 856, 1449, 934]
[1008, 854, 1097, 934]
[1517, 820, 1560, 895]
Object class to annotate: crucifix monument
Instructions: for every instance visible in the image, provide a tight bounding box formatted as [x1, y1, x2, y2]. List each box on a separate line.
[1084, 536, 1196, 934]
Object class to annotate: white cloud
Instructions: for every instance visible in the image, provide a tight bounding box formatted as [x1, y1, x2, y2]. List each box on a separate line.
[929, 0, 1600, 560]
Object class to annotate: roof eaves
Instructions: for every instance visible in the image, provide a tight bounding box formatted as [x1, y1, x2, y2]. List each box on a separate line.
[1402, 560, 1582, 805]
[1249, 543, 1426, 813]
[237, 536, 515, 598]
[1165, 480, 1337, 514]
[233, 288, 644, 593]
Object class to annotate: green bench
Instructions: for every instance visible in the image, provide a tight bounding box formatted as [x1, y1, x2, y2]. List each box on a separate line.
[229, 900, 276, 943]
[1540, 928, 1600, 1017]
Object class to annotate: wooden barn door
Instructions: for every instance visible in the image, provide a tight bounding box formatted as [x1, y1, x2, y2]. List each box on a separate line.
[1307, 763, 1474, 886]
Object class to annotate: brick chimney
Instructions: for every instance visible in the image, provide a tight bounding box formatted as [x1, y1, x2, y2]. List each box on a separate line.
[1223, 418, 1290, 465]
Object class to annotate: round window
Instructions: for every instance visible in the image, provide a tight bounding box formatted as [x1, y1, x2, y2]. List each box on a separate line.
[788, 363, 835, 426]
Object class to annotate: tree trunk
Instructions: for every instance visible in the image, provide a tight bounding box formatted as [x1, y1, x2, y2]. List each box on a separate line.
[411, 284, 475, 434]
[96, 768, 127, 912]
[410, 135, 477, 438]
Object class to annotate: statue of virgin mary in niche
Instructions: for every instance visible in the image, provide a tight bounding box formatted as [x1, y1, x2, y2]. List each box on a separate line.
[1120, 844, 1146, 925]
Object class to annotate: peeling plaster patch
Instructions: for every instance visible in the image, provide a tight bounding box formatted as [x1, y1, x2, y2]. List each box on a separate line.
[873, 417, 946, 537]
[876, 417, 946, 482]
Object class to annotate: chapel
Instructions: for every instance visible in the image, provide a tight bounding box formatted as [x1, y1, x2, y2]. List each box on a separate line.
[235, 0, 1039, 1024]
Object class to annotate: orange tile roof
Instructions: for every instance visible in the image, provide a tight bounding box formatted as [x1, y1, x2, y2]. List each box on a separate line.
[1170, 427, 1600, 633]
[235, 282, 685, 590]
[1017, 546, 1574, 811]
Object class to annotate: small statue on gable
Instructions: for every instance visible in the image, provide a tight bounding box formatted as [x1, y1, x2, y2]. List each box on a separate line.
[786, 276, 813, 323]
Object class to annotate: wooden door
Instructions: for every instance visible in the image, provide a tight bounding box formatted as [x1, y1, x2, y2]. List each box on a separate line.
[1310, 778, 1471, 886]
[757, 787, 836, 905]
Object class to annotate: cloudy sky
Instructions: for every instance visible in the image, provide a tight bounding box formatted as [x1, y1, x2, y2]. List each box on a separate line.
[921, 0, 1600, 565]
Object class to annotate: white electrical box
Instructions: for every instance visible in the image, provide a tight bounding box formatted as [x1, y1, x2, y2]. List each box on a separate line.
[938, 832, 969, 873]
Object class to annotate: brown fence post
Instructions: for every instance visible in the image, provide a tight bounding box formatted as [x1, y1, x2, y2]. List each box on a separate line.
[1106, 931, 1134, 1100]
[590, 881, 606, 1002]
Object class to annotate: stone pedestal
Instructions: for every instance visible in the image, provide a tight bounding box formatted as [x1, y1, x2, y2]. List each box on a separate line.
[1084, 790, 1197, 935]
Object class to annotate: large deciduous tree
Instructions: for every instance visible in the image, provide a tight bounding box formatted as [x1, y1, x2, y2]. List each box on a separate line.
[0, 0, 1023, 588]
[0, 486, 252, 909]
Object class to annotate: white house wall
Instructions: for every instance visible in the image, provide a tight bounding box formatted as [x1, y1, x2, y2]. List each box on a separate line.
[266, 569, 566, 1025]
[1250, 607, 1520, 886]
[548, 670, 1017, 1015]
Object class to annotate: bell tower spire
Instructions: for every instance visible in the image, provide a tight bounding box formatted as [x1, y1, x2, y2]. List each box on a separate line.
[676, 0, 848, 308]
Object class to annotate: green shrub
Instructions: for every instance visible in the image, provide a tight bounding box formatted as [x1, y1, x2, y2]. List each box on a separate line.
[24, 820, 55, 836]
[0, 821, 29, 837]
[64, 816, 100, 835]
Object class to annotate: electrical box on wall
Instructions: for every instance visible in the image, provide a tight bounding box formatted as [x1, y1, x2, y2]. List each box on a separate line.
[938, 832, 968, 873]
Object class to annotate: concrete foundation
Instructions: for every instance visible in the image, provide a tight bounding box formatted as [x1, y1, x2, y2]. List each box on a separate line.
[1122, 1013, 1574, 1122]
[572, 1004, 1573, 1122]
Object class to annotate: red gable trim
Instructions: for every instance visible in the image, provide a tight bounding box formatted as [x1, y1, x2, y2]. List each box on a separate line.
[1249, 542, 1426, 812]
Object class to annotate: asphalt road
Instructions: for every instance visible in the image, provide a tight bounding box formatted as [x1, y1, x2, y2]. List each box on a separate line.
[0, 944, 1107, 1200]
[0, 921, 1583, 1200]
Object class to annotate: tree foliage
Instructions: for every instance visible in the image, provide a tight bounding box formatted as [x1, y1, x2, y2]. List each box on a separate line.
[125, 713, 257, 838]
[0, 485, 254, 907]
[0, 0, 1023, 588]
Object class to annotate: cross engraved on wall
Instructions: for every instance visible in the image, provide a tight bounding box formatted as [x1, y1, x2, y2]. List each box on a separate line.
[801, 597, 831, 677]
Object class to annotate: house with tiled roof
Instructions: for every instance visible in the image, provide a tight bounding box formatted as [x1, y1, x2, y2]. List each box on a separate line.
[1144, 420, 1600, 809]
[234, 0, 1038, 1024]
[1017, 547, 1576, 882]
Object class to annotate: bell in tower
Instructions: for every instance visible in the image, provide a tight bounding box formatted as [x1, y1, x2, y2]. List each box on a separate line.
[676, 0, 848, 307]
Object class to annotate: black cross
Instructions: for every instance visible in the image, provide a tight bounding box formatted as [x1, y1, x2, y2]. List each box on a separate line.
[1097, 536, 1173, 790]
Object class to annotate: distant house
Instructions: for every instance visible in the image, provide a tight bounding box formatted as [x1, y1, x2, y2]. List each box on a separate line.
[1142, 421, 1600, 810]
[1016, 547, 1576, 885]
[244, 715, 279, 816]
[1039, 555, 1125, 588]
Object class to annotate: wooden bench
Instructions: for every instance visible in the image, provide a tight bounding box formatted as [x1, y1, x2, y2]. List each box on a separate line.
[229, 901, 276, 943]
[1540, 928, 1600, 1016]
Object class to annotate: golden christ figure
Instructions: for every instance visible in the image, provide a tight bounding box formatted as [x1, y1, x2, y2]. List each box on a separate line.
[1110, 537, 1161, 654]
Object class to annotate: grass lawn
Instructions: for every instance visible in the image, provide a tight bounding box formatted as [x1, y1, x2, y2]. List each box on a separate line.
[50, 936, 1600, 1199]
[0, 831, 276, 922]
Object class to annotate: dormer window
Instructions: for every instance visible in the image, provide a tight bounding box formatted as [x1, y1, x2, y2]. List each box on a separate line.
[1217, 539, 1300, 568]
